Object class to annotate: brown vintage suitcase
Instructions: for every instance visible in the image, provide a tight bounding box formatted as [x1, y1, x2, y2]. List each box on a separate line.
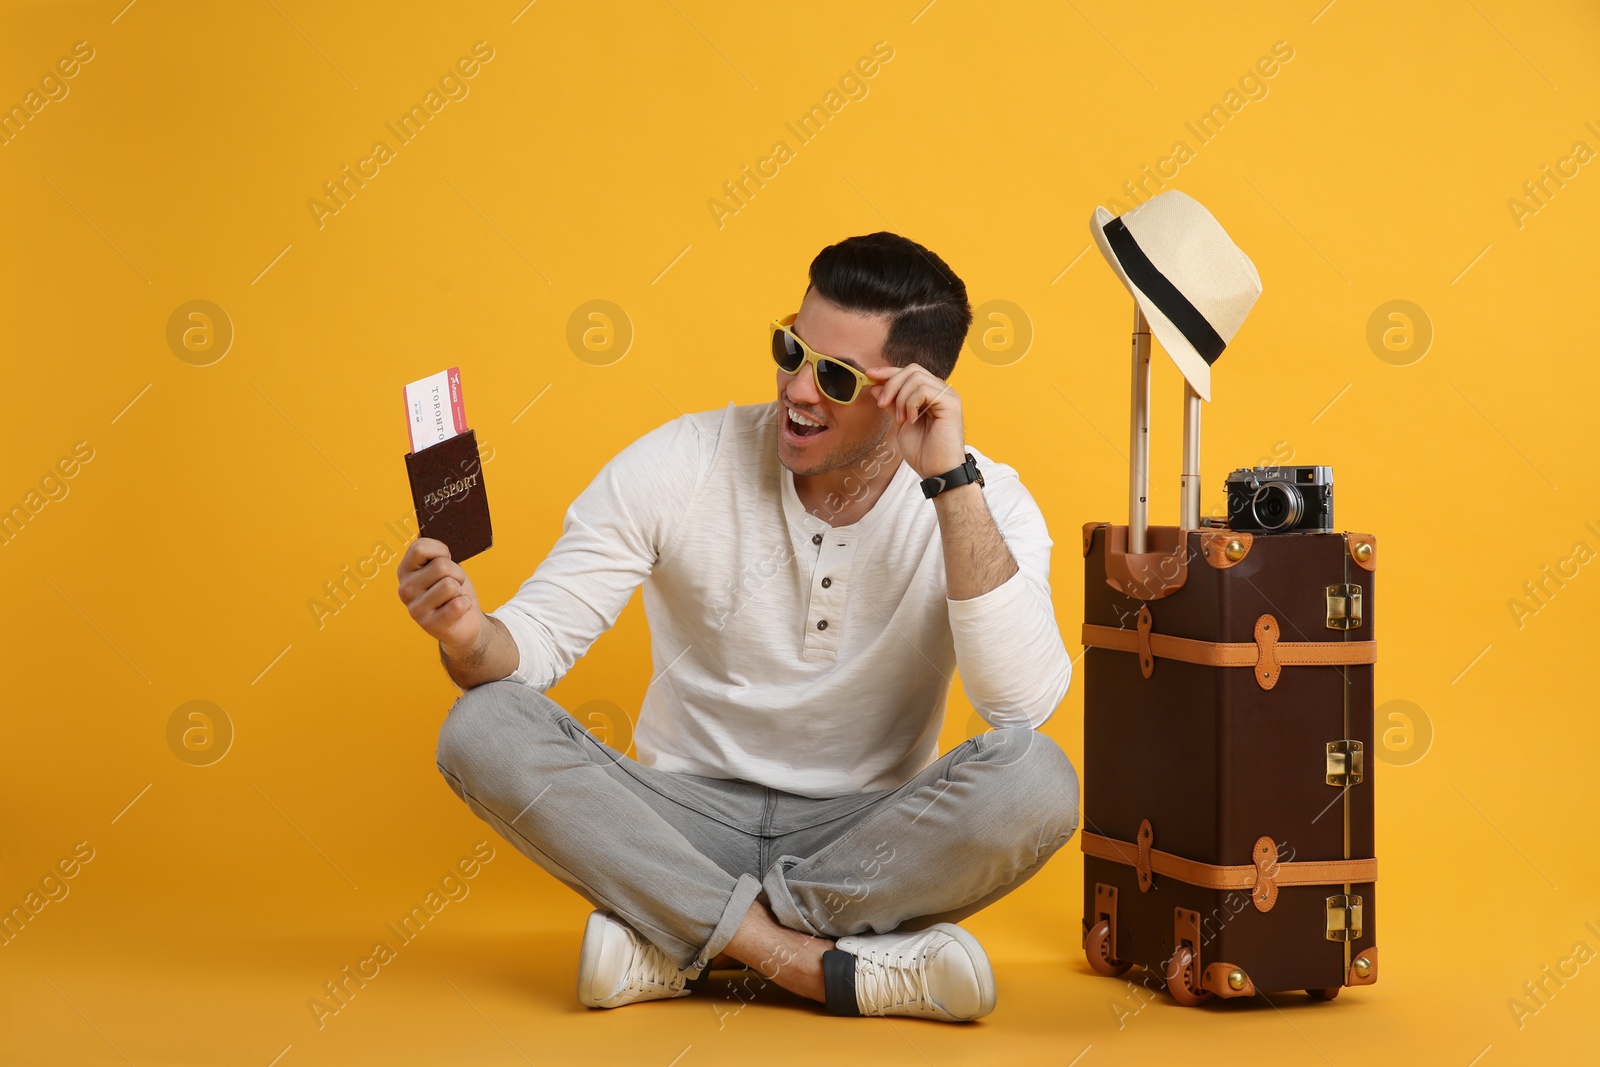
[1077, 310, 1379, 1004]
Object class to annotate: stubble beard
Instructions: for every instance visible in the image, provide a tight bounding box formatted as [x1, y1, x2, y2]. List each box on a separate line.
[778, 406, 896, 479]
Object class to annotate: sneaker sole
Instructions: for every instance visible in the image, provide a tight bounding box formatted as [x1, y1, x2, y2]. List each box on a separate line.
[927, 923, 998, 1020]
[576, 910, 611, 1008]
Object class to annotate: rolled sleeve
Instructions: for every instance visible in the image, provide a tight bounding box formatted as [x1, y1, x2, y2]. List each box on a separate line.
[491, 608, 556, 690]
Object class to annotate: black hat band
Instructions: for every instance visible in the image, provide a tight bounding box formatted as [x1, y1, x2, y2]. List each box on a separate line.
[1103, 216, 1227, 365]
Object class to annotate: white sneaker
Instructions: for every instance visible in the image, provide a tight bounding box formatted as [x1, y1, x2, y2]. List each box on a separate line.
[576, 911, 697, 1009]
[835, 923, 997, 1021]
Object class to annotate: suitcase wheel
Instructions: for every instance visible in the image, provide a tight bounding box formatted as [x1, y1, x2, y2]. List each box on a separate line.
[1306, 987, 1341, 1000]
[1084, 919, 1132, 977]
[1164, 944, 1214, 1006]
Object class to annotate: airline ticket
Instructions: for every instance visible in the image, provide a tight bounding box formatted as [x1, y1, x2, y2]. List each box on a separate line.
[403, 367, 467, 453]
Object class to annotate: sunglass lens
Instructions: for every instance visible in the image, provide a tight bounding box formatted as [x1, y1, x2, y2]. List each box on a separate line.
[772, 329, 804, 372]
[815, 358, 858, 403]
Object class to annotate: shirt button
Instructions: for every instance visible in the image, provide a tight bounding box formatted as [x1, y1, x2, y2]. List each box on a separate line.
[812, 533, 822, 545]
[817, 619, 828, 630]
[821, 577, 832, 588]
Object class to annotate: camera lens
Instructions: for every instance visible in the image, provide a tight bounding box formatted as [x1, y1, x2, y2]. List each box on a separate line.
[1251, 483, 1303, 531]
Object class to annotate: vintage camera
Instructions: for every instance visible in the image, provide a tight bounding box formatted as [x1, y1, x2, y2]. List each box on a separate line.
[1224, 465, 1334, 533]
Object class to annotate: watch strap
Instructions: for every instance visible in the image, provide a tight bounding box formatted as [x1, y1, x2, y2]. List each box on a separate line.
[921, 452, 984, 499]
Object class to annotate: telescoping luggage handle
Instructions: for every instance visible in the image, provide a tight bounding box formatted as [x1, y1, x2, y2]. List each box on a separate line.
[1127, 303, 1205, 551]
[1099, 301, 1205, 600]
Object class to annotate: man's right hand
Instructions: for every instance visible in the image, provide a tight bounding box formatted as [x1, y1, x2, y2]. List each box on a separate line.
[398, 538, 521, 688]
[397, 538, 485, 656]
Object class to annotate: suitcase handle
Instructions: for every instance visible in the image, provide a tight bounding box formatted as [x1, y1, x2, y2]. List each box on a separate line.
[1127, 301, 1205, 553]
[1105, 300, 1204, 598]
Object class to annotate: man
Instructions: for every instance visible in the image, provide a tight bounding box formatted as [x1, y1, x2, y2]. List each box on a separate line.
[398, 232, 1078, 1023]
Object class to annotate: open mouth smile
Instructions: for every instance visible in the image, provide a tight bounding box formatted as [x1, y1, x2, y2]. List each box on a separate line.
[783, 403, 829, 441]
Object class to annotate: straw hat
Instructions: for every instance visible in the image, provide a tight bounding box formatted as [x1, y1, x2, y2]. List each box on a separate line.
[1091, 191, 1261, 401]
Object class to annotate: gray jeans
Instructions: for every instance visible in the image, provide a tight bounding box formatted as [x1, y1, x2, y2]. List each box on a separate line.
[435, 680, 1080, 973]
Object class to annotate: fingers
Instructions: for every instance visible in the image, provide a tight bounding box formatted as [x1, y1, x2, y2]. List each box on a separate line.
[400, 537, 451, 574]
[411, 572, 470, 620]
[888, 376, 952, 424]
[872, 363, 920, 412]
[396, 537, 482, 645]
[421, 555, 468, 588]
[870, 363, 954, 423]
[397, 549, 468, 610]
[416, 585, 477, 639]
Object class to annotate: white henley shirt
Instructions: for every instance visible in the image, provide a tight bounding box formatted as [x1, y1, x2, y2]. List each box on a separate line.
[489, 399, 1072, 798]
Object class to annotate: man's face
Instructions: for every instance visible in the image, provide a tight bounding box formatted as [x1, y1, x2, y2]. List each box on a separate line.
[776, 289, 898, 478]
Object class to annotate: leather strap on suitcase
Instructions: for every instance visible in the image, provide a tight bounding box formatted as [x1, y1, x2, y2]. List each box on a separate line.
[1082, 605, 1376, 689]
[1082, 824, 1377, 913]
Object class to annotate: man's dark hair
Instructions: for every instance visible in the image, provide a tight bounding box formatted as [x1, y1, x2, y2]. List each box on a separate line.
[806, 232, 972, 380]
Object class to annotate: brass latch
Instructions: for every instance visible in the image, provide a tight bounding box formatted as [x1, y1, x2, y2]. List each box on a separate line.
[1326, 894, 1364, 941]
[1326, 584, 1363, 630]
[1326, 740, 1365, 787]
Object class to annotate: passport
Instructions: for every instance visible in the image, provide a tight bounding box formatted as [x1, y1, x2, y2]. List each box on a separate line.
[402, 369, 492, 562]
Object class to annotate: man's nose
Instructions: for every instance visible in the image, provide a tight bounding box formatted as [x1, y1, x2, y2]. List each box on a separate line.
[786, 360, 824, 404]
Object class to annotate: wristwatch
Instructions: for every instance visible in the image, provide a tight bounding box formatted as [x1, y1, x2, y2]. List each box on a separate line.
[921, 452, 984, 499]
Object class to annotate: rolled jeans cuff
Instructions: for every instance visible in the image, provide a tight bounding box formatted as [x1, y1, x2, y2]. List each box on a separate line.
[692, 872, 763, 972]
[761, 857, 821, 937]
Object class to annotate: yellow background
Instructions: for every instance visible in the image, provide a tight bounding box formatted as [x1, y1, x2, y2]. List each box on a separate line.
[3, 0, 1598, 1063]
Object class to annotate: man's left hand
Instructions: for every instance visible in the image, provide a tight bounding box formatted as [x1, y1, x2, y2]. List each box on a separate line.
[865, 363, 965, 479]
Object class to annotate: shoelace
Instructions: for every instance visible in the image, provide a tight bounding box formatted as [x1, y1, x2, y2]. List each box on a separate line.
[854, 946, 934, 1013]
[627, 940, 686, 995]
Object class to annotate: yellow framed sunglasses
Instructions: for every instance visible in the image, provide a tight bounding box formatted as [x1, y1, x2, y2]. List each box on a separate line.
[769, 313, 875, 404]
